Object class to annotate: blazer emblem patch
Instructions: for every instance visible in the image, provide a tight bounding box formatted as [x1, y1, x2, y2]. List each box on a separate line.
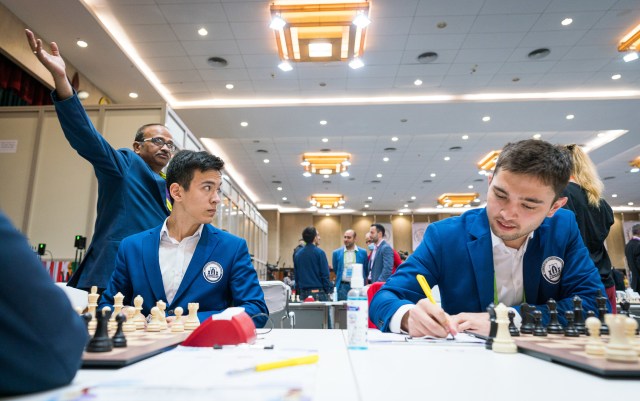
[541, 256, 563, 284]
[202, 261, 223, 283]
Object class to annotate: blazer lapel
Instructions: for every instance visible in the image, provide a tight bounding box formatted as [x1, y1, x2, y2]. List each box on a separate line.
[467, 212, 494, 309]
[523, 220, 546, 303]
[172, 225, 220, 303]
[142, 228, 166, 302]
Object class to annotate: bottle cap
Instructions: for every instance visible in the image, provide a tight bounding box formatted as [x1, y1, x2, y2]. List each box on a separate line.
[351, 264, 364, 288]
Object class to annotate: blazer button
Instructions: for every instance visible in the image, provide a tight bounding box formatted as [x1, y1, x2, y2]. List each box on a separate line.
[167, 309, 174, 315]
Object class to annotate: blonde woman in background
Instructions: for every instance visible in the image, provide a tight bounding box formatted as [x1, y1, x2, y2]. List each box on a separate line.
[561, 144, 616, 312]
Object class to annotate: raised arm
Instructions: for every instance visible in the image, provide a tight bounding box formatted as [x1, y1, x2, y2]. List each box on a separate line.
[25, 29, 73, 100]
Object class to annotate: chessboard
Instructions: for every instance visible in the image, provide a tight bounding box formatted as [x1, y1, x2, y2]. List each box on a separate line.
[82, 330, 191, 368]
[513, 334, 640, 378]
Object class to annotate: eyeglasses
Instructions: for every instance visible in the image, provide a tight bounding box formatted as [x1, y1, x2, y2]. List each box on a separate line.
[139, 137, 177, 152]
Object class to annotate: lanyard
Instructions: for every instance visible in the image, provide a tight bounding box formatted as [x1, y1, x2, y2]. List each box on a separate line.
[159, 171, 173, 212]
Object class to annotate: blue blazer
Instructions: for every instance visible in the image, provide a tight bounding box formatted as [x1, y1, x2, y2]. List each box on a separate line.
[293, 244, 331, 293]
[370, 208, 607, 332]
[368, 240, 394, 282]
[100, 223, 268, 327]
[332, 246, 368, 291]
[0, 211, 87, 395]
[55, 93, 170, 289]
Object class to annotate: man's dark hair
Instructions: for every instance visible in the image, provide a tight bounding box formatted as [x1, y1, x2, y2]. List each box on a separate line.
[633, 224, 640, 236]
[371, 223, 385, 237]
[302, 226, 317, 244]
[494, 139, 572, 199]
[166, 150, 224, 190]
[134, 123, 168, 141]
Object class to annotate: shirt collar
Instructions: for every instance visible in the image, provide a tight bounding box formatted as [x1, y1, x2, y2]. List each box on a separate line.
[490, 230, 533, 254]
[160, 218, 204, 243]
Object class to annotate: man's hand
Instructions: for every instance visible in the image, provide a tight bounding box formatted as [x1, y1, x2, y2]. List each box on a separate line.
[401, 299, 458, 338]
[25, 29, 73, 100]
[449, 312, 490, 336]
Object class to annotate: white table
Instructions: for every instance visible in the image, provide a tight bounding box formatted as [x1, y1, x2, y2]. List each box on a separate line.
[5, 329, 639, 401]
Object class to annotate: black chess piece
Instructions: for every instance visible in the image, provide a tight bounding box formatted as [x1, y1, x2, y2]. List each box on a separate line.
[486, 303, 497, 350]
[572, 295, 586, 335]
[596, 292, 609, 335]
[81, 312, 92, 331]
[520, 303, 535, 335]
[86, 309, 113, 352]
[508, 310, 520, 337]
[532, 310, 547, 336]
[564, 310, 579, 337]
[546, 299, 564, 334]
[112, 312, 128, 348]
[619, 299, 631, 316]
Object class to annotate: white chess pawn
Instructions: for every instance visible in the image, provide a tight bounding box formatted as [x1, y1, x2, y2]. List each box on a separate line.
[122, 307, 136, 333]
[171, 307, 185, 333]
[585, 317, 605, 356]
[624, 317, 640, 356]
[109, 292, 125, 331]
[146, 306, 161, 332]
[133, 295, 146, 330]
[605, 314, 638, 363]
[184, 302, 200, 331]
[492, 303, 517, 354]
[157, 300, 168, 330]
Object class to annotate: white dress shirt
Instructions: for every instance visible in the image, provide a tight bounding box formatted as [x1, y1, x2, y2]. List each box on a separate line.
[158, 220, 204, 304]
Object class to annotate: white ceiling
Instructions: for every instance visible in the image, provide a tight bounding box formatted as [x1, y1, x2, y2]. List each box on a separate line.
[4, 0, 640, 213]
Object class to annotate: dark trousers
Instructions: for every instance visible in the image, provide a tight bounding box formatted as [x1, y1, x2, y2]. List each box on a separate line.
[300, 289, 328, 302]
[338, 282, 351, 301]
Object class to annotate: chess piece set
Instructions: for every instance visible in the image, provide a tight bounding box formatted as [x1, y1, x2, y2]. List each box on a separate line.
[487, 293, 640, 363]
[82, 286, 201, 353]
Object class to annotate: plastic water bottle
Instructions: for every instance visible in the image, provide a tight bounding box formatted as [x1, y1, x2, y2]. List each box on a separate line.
[347, 263, 368, 349]
[332, 287, 338, 302]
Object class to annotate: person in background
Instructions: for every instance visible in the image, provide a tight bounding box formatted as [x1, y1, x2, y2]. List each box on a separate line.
[332, 229, 368, 301]
[294, 227, 331, 301]
[0, 211, 88, 395]
[370, 139, 607, 337]
[99, 151, 267, 327]
[561, 144, 616, 312]
[292, 239, 305, 262]
[626, 224, 640, 293]
[367, 223, 395, 283]
[26, 30, 172, 292]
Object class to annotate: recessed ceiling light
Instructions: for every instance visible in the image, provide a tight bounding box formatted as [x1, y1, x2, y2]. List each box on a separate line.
[611, 74, 621, 80]
[631, 167, 640, 173]
[417, 51, 438, 63]
[368, 196, 373, 200]
[399, 212, 404, 216]
[324, 174, 330, 178]
[430, 173, 436, 177]
[404, 204, 408, 208]
[363, 212, 367, 216]
[269, 15, 286, 30]
[612, 194, 618, 198]
[468, 185, 474, 189]
[629, 202, 635, 206]
[528, 48, 551, 60]
[462, 135, 469, 140]
[322, 138, 329, 143]
[77, 90, 90, 100]
[207, 57, 228, 68]
[240, 121, 248, 127]
[411, 196, 416, 200]
[566, 114, 575, 120]
[376, 173, 382, 178]
[303, 172, 312, 177]
[533, 133, 542, 139]
[77, 40, 88, 48]
[341, 171, 350, 177]
[277, 187, 282, 191]
[198, 27, 208, 36]
[561, 18, 573, 26]
[349, 58, 364, 69]
[128, 92, 138, 98]
[383, 157, 389, 162]
[414, 79, 423, 86]
[391, 136, 398, 142]
[320, 120, 327, 125]
[623, 52, 639, 62]
[263, 159, 269, 164]
[444, 156, 450, 161]
[364, 204, 370, 208]
[226, 83, 234, 89]
[482, 116, 491, 122]
[282, 197, 287, 201]
[278, 61, 293, 71]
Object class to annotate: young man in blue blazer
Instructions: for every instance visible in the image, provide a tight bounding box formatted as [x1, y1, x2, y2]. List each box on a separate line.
[370, 140, 608, 337]
[100, 151, 268, 327]
[332, 229, 368, 300]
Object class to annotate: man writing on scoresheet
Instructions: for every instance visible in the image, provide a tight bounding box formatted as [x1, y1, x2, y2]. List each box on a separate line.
[369, 139, 608, 338]
[99, 150, 268, 327]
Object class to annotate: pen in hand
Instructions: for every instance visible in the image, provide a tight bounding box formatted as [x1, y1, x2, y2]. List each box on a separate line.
[416, 274, 456, 339]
